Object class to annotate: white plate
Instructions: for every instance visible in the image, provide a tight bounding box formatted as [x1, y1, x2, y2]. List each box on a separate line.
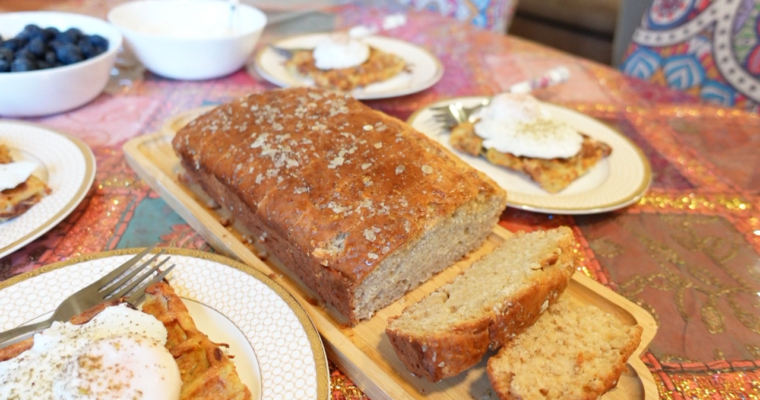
[253, 33, 444, 100]
[0, 122, 96, 257]
[408, 97, 652, 214]
[0, 249, 330, 400]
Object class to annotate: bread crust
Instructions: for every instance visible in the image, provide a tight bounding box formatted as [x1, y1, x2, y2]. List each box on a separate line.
[173, 88, 506, 323]
[385, 229, 577, 382]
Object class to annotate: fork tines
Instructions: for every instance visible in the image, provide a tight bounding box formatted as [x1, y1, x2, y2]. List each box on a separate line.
[98, 246, 175, 304]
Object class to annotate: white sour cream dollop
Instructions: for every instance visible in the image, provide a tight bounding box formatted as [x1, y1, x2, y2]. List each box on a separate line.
[0, 161, 37, 191]
[313, 34, 370, 70]
[472, 94, 583, 159]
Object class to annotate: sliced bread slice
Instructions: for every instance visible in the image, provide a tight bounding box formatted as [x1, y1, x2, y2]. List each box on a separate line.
[487, 296, 643, 400]
[385, 227, 578, 382]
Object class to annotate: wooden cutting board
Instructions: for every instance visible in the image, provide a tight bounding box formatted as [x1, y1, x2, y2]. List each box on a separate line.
[124, 107, 659, 400]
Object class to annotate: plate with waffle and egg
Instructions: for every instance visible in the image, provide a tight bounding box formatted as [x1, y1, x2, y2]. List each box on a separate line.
[0, 121, 96, 259]
[0, 248, 330, 400]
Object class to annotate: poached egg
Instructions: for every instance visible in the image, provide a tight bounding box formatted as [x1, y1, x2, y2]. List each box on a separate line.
[0, 305, 181, 400]
[472, 93, 583, 159]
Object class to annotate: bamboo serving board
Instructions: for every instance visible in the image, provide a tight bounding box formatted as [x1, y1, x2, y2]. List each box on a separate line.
[124, 108, 659, 400]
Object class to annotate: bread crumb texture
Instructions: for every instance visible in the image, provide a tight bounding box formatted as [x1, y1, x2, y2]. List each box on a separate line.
[487, 297, 643, 400]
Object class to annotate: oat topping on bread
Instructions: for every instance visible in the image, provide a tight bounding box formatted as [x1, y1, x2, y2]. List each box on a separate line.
[172, 88, 506, 323]
[285, 47, 407, 91]
[450, 121, 612, 193]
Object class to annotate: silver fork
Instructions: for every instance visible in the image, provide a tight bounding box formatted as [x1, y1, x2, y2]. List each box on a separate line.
[0, 245, 174, 346]
[431, 98, 491, 131]
[269, 45, 311, 60]
[430, 66, 571, 131]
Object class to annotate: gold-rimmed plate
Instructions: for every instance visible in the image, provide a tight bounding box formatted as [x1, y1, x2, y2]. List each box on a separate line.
[0, 121, 96, 258]
[0, 248, 330, 400]
[252, 33, 444, 100]
[408, 97, 652, 214]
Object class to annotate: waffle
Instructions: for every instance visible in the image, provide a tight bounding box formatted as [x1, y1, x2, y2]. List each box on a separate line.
[0, 144, 50, 222]
[285, 46, 406, 91]
[450, 122, 612, 193]
[142, 282, 252, 400]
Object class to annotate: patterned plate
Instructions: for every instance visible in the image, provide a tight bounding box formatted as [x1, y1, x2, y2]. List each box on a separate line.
[408, 97, 652, 214]
[0, 121, 95, 258]
[253, 33, 444, 100]
[0, 248, 330, 400]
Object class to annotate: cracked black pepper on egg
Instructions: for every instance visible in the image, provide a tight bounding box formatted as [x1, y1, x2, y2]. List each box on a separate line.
[0, 24, 108, 73]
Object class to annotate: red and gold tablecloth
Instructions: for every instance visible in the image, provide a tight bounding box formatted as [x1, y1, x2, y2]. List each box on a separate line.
[2, 1, 760, 399]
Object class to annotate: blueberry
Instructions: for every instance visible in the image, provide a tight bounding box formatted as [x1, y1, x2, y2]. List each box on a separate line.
[77, 38, 95, 59]
[10, 57, 36, 72]
[27, 37, 47, 57]
[42, 27, 59, 42]
[55, 43, 83, 65]
[57, 28, 82, 44]
[48, 39, 64, 50]
[36, 61, 51, 69]
[0, 48, 13, 62]
[0, 58, 9, 73]
[14, 49, 35, 62]
[1, 38, 25, 52]
[87, 34, 109, 49]
[44, 51, 57, 65]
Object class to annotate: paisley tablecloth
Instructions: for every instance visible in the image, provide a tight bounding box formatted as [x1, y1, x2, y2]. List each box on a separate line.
[2, 1, 760, 399]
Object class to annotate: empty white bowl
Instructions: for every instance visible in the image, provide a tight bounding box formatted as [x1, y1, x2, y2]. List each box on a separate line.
[108, 0, 267, 80]
[0, 12, 122, 117]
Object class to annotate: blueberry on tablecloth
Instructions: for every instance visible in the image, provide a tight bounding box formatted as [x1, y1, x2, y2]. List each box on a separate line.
[0, 58, 9, 73]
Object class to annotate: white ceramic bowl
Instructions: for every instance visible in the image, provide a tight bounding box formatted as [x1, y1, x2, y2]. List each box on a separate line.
[108, 0, 267, 80]
[0, 12, 122, 117]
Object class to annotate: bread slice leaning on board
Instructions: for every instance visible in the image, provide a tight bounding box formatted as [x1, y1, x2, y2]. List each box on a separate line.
[386, 227, 577, 381]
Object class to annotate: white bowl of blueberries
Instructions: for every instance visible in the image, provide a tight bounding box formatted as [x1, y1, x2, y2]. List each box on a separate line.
[0, 12, 122, 117]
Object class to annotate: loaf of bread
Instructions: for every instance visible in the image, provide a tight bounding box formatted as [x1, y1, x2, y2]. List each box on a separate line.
[172, 88, 506, 323]
[385, 227, 577, 381]
[487, 297, 643, 400]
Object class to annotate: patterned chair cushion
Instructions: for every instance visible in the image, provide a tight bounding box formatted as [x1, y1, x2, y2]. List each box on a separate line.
[398, 0, 517, 31]
[621, 0, 760, 112]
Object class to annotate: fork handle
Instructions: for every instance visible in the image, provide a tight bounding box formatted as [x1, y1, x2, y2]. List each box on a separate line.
[0, 318, 53, 347]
